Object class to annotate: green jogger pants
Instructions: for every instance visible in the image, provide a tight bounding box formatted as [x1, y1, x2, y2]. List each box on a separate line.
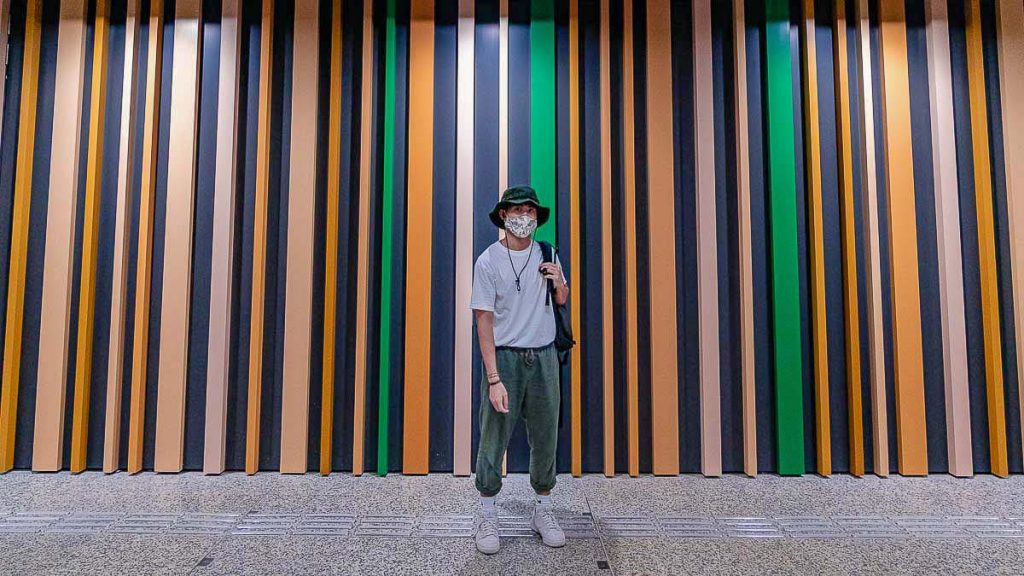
[475, 344, 560, 497]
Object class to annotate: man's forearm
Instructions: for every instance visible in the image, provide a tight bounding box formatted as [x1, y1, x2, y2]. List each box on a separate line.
[475, 311, 499, 378]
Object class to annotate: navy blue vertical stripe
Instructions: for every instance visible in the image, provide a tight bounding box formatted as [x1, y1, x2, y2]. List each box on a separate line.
[948, 0, 992, 474]
[904, 0, 948, 473]
[61, 0, 95, 470]
[184, 0, 221, 471]
[748, 0, 776, 473]
[226, 0, 261, 471]
[86, 0, 130, 470]
[471, 0, 499, 473]
[579, 0, 603, 473]
[814, 0, 851, 473]
[554, 0, 572, 474]
[869, 0, 898, 474]
[609, 0, 628, 475]
[632, 0, 654, 474]
[330, 0, 361, 472]
[429, 0, 456, 472]
[714, 0, 743, 473]
[142, 0, 176, 471]
[982, 0, 1023, 474]
[307, 0, 331, 472]
[671, 0, 699, 474]
[14, 0, 60, 468]
[119, 0, 152, 469]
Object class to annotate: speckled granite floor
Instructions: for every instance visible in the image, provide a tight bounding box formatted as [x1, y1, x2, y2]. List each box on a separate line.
[0, 472, 1022, 575]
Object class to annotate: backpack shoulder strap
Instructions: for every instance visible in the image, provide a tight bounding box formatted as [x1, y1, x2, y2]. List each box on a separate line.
[538, 241, 553, 306]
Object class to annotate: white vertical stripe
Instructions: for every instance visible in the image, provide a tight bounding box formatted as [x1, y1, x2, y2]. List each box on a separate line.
[454, 0, 475, 477]
[204, 0, 241, 475]
[854, 0, 889, 477]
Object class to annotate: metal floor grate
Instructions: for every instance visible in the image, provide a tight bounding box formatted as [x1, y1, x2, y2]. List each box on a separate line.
[0, 512, 1021, 539]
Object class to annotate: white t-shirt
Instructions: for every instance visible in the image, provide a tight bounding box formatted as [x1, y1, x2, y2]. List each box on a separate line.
[470, 240, 566, 348]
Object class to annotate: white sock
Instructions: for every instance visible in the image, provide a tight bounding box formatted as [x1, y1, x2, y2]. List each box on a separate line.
[535, 495, 552, 507]
[481, 496, 496, 514]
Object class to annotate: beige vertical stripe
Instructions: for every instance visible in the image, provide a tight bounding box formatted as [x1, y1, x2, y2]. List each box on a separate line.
[998, 0, 1024, 464]
[280, 0, 320, 475]
[693, 0, 721, 478]
[454, 0, 475, 478]
[733, 0, 757, 478]
[204, 0, 241, 475]
[924, 0, 972, 477]
[854, 0, 888, 477]
[569, 0, 582, 478]
[32, 0, 88, 472]
[104, 0, 141, 474]
[154, 0, 203, 474]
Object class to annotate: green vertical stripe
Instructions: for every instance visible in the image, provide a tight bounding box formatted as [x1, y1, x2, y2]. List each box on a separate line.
[378, 0, 397, 477]
[531, 0, 556, 244]
[764, 0, 805, 475]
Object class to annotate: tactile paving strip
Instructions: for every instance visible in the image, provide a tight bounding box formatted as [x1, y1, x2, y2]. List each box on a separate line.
[0, 512, 1021, 539]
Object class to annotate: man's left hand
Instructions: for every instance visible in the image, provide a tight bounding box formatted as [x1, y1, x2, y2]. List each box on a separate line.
[539, 263, 565, 290]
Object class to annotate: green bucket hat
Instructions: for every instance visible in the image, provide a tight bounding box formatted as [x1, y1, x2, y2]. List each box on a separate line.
[489, 185, 551, 229]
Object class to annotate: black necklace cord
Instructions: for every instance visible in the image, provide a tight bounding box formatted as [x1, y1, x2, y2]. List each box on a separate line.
[505, 236, 535, 292]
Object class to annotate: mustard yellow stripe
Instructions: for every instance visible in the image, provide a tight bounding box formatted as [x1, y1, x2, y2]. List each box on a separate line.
[965, 0, 1008, 478]
[623, 0, 639, 479]
[833, 0, 865, 477]
[0, 0, 42, 474]
[71, 0, 112, 473]
[800, 0, 831, 477]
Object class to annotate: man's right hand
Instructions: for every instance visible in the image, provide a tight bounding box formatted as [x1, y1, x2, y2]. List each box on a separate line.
[489, 382, 509, 414]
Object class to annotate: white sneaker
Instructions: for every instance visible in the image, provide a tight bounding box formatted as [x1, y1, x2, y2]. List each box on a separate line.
[476, 512, 500, 555]
[531, 503, 566, 548]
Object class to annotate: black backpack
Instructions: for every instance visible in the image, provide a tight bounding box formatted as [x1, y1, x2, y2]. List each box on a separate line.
[538, 241, 576, 365]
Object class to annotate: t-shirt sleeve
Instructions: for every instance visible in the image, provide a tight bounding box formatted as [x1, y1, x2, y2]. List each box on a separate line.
[470, 254, 496, 312]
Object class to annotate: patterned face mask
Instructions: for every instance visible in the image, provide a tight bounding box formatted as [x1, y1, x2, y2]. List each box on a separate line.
[504, 214, 538, 239]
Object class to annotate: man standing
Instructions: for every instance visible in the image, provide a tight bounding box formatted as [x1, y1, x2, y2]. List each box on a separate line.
[471, 186, 569, 555]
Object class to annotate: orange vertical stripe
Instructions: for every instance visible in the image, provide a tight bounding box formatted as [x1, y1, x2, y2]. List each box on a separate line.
[352, 0, 375, 477]
[878, 0, 927, 476]
[800, 0, 831, 476]
[646, 0, 680, 476]
[569, 0, 583, 478]
[128, 0, 165, 474]
[965, 0, 1008, 478]
[403, 0, 434, 475]
[623, 0, 640, 478]
[0, 0, 41, 473]
[71, 0, 112, 473]
[33, 0, 88, 472]
[321, 0, 344, 476]
[246, 0, 275, 475]
[833, 0, 865, 477]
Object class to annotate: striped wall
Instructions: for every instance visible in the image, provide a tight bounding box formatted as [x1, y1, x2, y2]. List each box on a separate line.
[0, 0, 1023, 478]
